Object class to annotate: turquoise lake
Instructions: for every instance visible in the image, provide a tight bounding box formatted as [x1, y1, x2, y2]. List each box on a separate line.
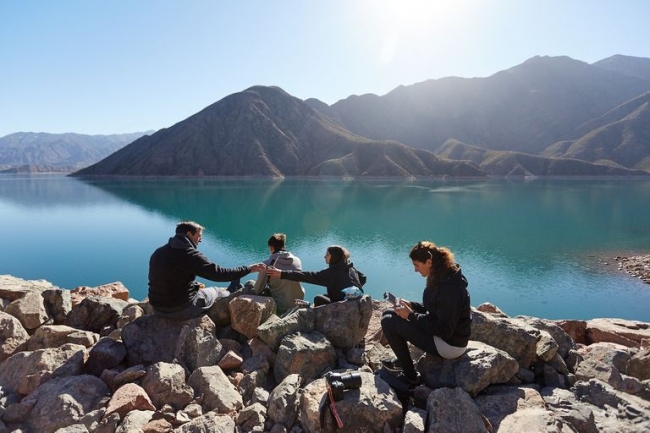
[1, 174, 649, 321]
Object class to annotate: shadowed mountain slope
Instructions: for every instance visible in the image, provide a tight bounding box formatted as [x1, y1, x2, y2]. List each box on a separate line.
[543, 92, 650, 171]
[436, 139, 649, 177]
[73, 86, 484, 178]
[328, 56, 650, 156]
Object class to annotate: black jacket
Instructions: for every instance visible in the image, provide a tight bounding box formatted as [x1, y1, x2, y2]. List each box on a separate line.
[281, 261, 366, 302]
[148, 234, 251, 311]
[408, 267, 471, 347]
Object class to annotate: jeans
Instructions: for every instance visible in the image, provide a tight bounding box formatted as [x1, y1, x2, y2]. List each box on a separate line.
[153, 287, 221, 321]
[380, 308, 440, 379]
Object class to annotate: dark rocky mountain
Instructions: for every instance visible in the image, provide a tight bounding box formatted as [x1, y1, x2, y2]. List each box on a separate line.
[436, 139, 648, 177]
[325, 55, 650, 161]
[73, 86, 484, 178]
[0, 131, 149, 172]
[592, 55, 650, 81]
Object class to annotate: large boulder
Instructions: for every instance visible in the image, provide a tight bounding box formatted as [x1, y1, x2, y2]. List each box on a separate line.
[0, 274, 53, 301]
[66, 296, 129, 333]
[187, 365, 243, 413]
[418, 340, 519, 396]
[121, 314, 222, 372]
[299, 372, 402, 433]
[274, 332, 337, 383]
[475, 385, 577, 432]
[313, 295, 373, 350]
[257, 308, 315, 351]
[585, 318, 650, 348]
[427, 387, 490, 433]
[0, 310, 29, 361]
[41, 288, 73, 325]
[12, 375, 109, 433]
[267, 374, 302, 428]
[470, 308, 541, 368]
[26, 324, 98, 351]
[84, 337, 127, 376]
[229, 294, 276, 339]
[4, 290, 50, 331]
[0, 343, 86, 396]
[140, 361, 194, 410]
[70, 282, 130, 307]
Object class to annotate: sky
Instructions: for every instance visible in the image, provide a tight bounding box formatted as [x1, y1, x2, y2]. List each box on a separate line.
[1, 0, 649, 138]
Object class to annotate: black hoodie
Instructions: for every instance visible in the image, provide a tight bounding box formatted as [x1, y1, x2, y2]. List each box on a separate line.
[408, 267, 472, 347]
[148, 234, 251, 311]
[281, 261, 366, 302]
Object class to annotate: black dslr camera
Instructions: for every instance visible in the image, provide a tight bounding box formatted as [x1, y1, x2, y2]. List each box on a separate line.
[325, 371, 362, 401]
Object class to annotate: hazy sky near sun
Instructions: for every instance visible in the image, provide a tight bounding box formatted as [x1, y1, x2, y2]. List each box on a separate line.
[1, 0, 649, 137]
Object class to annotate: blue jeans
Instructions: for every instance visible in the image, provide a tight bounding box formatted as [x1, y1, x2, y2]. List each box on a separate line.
[380, 308, 440, 379]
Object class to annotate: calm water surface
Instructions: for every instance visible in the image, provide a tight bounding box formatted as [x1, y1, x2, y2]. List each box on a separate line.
[1, 174, 649, 321]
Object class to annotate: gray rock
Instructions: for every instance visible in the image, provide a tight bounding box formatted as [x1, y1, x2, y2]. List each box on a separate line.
[115, 409, 154, 433]
[0, 311, 29, 362]
[258, 308, 315, 351]
[236, 402, 267, 431]
[187, 365, 243, 413]
[541, 387, 599, 433]
[299, 372, 402, 433]
[66, 296, 129, 333]
[140, 361, 193, 410]
[173, 411, 236, 432]
[0, 343, 86, 396]
[84, 337, 126, 376]
[268, 374, 302, 428]
[26, 324, 98, 351]
[418, 340, 519, 396]
[121, 314, 222, 372]
[427, 387, 489, 433]
[42, 288, 72, 325]
[274, 332, 336, 383]
[4, 291, 49, 331]
[313, 295, 373, 350]
[229, 295, 277, 339]
[471, 308, 541, 368]
[628, 348, 650, 381]
[20, 375, 109, 433]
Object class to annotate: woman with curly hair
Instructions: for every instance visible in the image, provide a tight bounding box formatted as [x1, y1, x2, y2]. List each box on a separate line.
[380, 241, 471, 386]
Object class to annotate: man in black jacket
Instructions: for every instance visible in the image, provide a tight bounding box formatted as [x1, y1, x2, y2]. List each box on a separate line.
[148, 221, 265, 320]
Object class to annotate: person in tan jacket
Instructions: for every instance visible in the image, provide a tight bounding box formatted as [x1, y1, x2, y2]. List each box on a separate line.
[253, 233, 305, 314]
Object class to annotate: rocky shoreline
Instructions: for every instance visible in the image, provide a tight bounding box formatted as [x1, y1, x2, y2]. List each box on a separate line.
[1, 274, 650, 432]
[616, 254, 650, 285]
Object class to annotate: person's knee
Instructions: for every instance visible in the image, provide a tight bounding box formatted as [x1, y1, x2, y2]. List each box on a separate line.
[380, 310, 399, 329]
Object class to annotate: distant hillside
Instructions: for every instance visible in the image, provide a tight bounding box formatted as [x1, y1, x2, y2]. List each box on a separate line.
[325, 55, 650, 162]
[0, 132, 150, 170]
[435, 139, 648, 176]
[592, 55, 650, 81]
[542, 92, 650, 171]
[73, 86, 484, 178]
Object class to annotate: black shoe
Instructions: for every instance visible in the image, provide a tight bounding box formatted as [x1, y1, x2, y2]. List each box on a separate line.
[381, 358, 403, 373]
[395, 371, 422, 387]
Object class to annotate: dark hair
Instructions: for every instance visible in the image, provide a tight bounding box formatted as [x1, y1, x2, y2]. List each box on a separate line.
[409, 241, 456, 287]
[268, 233, 286, 253]
[327, 245, 350, 266]
[176, 221, 204, 235]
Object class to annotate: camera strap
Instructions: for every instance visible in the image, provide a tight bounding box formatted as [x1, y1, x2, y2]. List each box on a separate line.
[324, 383, 344, 429]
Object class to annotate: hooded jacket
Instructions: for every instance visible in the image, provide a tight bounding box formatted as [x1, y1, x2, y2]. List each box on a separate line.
[253, 250, 305, 313]
[148, 234, 251, 311]
[408, 267, 471, 348]
[281, 260, 366, 303]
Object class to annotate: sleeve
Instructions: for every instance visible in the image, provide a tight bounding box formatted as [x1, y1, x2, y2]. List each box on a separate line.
[281, 269, 331, 287]
[409, 284, 464, 341]
[189, 250, 251, 282]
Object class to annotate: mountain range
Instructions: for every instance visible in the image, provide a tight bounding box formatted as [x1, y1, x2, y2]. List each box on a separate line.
[0, 132, 150, 173]
[7, 54, 650, 178]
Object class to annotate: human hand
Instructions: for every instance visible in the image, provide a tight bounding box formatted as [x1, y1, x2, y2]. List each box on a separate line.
[395, 302, 412, 320]
[250, 263, 266, 273]
[266, 267, 282, 279]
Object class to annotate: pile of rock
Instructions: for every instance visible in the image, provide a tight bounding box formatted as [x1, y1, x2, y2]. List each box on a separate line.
[1, 274, 649, 432]
[616, 255, 650, 284]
